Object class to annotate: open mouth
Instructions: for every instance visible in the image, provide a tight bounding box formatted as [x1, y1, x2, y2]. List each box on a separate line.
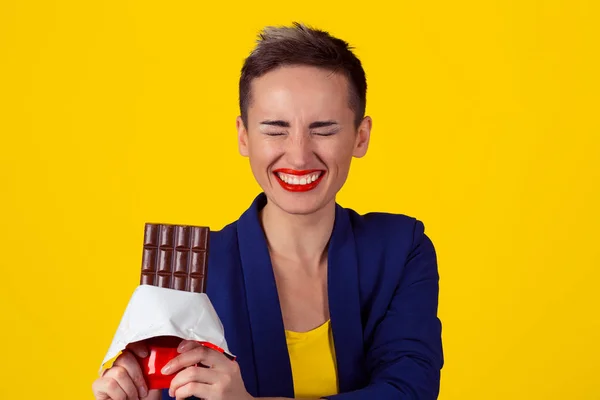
[273, 169, 326, 192]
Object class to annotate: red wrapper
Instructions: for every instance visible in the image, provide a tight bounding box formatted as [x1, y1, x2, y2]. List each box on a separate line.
[134, 336, 235, 390]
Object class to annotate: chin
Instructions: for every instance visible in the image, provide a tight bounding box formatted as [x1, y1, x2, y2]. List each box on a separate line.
[266, 191, 333, 216]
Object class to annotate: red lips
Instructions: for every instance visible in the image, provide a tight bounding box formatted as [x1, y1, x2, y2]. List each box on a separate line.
[273, 168, 325, 192]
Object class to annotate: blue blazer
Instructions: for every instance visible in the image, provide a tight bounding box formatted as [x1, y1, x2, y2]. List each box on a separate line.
[162, 193, 443, 399]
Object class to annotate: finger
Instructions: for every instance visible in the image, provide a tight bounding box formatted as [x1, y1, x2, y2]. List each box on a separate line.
[177, 340, 201, 353]
[92, 376, 128, 400]
[196, 346, 235, 370]
[174, 382, 210, 400]
[163, 345, 230, 375]
[126, 341, 149, 358]
[104, 366, 139, 400]
[114, 351, 148, 398]
[144, 390, 163, 400]
[162, 346, 206, 375]
[169, 366, 220, 397]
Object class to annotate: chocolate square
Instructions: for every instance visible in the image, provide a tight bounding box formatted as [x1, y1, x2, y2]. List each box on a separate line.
[140, 223, 209, 293]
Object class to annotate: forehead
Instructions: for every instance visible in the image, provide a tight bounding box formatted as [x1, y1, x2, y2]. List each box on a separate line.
[248, 65, 352, 121]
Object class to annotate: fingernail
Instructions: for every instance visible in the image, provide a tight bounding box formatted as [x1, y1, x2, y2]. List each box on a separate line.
[139, 349, 148, 358]
[177, 342, 187, 352]
[161, 364, 171, 374]
[139, 385, 147, 397]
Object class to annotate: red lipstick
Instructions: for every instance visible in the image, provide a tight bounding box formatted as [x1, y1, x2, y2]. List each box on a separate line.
[273, 169, 326, 192]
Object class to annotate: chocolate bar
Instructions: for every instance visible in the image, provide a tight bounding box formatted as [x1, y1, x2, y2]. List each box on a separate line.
[141, 223, 209, 293]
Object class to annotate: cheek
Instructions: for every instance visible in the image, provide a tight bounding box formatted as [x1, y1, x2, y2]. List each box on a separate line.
[248, 141, 281, 170]
[322, 143, 354, 171]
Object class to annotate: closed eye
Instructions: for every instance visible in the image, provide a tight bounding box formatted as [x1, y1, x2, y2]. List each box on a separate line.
[312, 131, 337, 136]
[264, 132, 286, 136]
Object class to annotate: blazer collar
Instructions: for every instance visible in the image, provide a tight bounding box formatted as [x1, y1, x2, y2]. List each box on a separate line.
[236, 193, 364, 396]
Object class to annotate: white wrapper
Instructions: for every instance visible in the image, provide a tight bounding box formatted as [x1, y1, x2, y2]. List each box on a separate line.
[99, 284, 232, 374]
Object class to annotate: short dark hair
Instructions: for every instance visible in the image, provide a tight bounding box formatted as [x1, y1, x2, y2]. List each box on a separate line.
[239, 22, 367, 128]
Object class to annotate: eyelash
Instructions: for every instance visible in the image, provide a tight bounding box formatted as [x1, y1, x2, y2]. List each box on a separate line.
[264, 132, 336, 137]
[313, 131, 336, 136]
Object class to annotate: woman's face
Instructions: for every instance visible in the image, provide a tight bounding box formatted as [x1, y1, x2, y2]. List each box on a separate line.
[237, 65, 371, 216]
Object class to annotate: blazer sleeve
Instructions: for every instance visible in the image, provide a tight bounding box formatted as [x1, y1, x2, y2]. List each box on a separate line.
[325, 220, 444, 400]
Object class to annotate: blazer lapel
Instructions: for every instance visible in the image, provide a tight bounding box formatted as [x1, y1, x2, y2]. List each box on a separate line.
[236, 194, 366, 396]
[328, 203, 367, 392]
[236, 193, 294, 398]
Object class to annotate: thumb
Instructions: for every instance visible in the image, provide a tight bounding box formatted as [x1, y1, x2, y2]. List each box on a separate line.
[126, 341, 149, 358]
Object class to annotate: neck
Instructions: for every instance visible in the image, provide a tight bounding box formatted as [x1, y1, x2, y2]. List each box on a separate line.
[259, 198, 336, 266]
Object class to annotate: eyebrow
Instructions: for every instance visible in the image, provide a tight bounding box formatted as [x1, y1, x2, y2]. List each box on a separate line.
[260, 120, 339, 129]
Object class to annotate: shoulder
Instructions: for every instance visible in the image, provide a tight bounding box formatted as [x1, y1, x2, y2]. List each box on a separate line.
[340, 207, 439, 333]
[208, 220, 239, 250]
[343, 206, 429, 254]
[340, 206, 437, 293]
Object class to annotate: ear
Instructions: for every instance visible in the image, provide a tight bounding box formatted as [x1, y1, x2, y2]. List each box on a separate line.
[236, 116, 249, 157]
[352, 116, 372, 158]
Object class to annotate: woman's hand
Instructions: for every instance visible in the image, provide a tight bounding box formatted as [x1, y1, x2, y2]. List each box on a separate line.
[162, 340, 254, 400]
[92, 341, 160, 400]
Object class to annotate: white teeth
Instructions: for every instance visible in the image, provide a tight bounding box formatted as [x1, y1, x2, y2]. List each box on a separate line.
[277, 171, 322, 185]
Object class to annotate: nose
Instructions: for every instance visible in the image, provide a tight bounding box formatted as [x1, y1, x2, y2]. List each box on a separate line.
[285, 130, 314, 168]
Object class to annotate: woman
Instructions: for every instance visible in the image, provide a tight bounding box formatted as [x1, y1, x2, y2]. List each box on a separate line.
[93, 22, 443, 400]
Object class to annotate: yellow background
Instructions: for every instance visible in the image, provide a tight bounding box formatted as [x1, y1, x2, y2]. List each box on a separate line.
[1, 0, 598, 399]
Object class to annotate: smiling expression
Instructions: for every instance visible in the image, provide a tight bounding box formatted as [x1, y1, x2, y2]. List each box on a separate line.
[237, 65, 372, 215]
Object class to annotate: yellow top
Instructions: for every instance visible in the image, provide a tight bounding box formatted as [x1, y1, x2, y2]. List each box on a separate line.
[285, 320, 339, 398]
